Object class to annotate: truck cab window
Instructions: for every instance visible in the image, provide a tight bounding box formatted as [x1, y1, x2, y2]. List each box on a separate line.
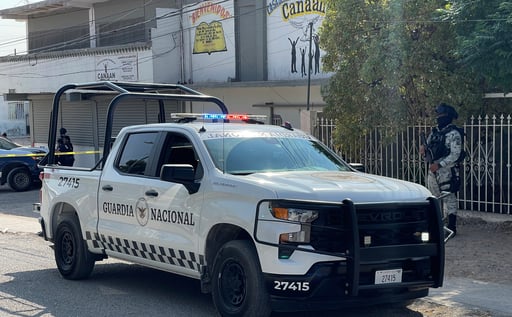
[116, 132, 158, 175]
[159, 133, 202, 179]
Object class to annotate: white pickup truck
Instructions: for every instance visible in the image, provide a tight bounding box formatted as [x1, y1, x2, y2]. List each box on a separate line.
[37, 82, 445, 317]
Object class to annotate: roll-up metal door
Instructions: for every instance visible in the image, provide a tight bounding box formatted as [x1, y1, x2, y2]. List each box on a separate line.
[30, 93, 182, 148]
[30, 95, 98, 148]
[91, 96, 180, 147]
[59, 100, 97, 147]
[31, 96, 53, 145]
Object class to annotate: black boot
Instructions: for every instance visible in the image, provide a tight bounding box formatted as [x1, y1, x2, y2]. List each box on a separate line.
[448, 214, 457, 236]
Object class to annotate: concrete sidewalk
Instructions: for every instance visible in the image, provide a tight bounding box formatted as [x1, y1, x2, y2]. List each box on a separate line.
[457, 209, 512, 224]
[0, 212, 41, 234]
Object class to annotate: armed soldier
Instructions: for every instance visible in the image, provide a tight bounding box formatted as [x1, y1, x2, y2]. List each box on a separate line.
[420, 103, 464, 236]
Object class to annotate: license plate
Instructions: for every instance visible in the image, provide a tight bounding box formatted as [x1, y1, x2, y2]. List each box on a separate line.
[375, 269, 402, 284]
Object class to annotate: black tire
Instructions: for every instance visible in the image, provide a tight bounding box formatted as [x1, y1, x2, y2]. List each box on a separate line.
[7, 167, 32, 191]
[212, 240, 271, 317]
[54, 216, 95, 280]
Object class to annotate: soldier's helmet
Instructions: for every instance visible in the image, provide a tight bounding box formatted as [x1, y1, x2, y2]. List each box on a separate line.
[435, 103, 458, 119]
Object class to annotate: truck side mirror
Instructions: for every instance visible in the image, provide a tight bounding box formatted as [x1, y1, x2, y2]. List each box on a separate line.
[349, 163, 365, 172]
[160, 164, 200, 194]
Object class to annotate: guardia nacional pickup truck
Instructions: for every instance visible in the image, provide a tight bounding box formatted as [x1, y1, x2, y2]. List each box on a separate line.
[37, 82, 444, 317]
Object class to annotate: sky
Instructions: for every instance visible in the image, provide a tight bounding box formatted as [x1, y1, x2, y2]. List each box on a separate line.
[0, 0, 35, 56]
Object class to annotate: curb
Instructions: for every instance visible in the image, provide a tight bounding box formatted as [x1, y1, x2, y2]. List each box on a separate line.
[456, 210, 512, 228]
[0, 213, 40, 234]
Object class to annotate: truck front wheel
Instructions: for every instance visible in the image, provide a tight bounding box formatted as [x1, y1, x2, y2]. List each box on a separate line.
[54, 216, 95, 280]
[211, 240, 271, 317]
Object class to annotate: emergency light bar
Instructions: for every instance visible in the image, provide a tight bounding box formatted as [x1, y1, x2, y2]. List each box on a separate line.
[171, 113, 268, 122]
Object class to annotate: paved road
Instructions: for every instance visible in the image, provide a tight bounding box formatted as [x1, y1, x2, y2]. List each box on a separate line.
[0, 184, 40, 218]
[430, 279, 512, 316]
[0, 186, 512, 317]
[0, 233, 219, 317]
[0, 232, 490, 317]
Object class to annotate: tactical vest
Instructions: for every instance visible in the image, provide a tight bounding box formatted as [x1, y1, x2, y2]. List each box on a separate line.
[427, 125, 465, 164]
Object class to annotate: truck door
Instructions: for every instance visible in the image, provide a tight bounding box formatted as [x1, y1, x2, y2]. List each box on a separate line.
[97, 130, 204, 277]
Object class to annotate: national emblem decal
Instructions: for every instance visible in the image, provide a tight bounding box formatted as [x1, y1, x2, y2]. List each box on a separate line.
[135, 197, 149, 226]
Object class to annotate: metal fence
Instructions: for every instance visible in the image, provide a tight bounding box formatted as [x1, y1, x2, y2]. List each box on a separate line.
[314, 114, 512, 214]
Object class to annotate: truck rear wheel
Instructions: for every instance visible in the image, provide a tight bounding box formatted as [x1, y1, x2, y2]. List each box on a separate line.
[54, 216, 95, 280]
[211, 240, 271, 317]
[7, 167, 32, 191]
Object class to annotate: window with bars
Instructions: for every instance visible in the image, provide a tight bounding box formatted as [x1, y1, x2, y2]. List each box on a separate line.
[8, 102, 25, 120]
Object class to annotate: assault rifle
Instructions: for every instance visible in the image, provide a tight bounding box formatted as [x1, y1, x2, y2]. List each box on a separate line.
[420, 132, 433, 164]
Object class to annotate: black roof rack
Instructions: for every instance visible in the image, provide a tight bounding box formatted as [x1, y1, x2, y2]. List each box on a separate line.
[46, 81, 229, 166]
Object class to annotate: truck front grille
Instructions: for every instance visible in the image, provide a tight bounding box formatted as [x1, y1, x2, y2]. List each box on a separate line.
[310, 202, 436, 254]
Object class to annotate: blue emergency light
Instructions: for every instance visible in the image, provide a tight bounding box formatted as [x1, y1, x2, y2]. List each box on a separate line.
[171, 113, 267, 123]
[204, 114, 249, 120]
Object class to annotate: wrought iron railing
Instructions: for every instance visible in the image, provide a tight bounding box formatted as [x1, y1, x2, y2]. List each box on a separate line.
[314, 115, 512, 215]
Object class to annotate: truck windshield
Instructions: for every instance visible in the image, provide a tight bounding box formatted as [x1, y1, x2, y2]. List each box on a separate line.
[204, 137, 351, 174]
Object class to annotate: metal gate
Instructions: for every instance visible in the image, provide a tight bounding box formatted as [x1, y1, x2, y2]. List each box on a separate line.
[314, 115, 512, 215]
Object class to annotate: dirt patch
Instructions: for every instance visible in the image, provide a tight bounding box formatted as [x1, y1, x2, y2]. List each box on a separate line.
[444, 217, 512, 284]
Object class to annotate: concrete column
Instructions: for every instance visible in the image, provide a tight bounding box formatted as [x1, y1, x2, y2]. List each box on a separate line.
[89, 7, 96, 48]
[300, 109, 316, 134]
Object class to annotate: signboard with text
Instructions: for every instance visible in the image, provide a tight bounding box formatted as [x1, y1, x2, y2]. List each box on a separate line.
[95, 54, 138, 82]
[184, 0, 235, 82]
[266, 0, 330, 80]
[193, 21, 227, 55]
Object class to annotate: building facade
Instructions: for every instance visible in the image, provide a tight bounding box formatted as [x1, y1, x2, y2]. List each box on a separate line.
[0, 0, 329, 148]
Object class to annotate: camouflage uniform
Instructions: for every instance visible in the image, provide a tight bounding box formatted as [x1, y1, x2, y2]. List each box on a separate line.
[426, 125, 462, 217]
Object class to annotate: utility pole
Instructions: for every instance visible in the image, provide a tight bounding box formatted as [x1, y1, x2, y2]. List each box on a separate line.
[306, 22, 313, 111]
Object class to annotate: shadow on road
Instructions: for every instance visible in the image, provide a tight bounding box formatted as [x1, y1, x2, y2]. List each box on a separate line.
[1, 258, 430, 317]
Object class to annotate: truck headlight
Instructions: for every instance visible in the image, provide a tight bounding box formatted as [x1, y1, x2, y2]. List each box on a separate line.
[270, 205, 318, 244]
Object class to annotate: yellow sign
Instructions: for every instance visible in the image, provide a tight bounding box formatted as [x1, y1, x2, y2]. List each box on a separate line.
[193, 21, 227, 55]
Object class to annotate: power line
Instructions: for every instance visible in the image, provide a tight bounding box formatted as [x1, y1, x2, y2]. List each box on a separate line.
[0, 0, 170, 54]
[0, 0, 286, 77]
[1, 0, 509, 55]
[0, 0, 295, 56]
[0, 0, 323, 79]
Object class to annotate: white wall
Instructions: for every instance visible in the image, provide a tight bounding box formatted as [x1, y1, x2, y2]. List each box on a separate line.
[153, 8, 182, 84]
[153, 1, 236, 84]
[183, 1, 235, 83]
[197, 84, 326, 129]
[0, 49, 154, 94]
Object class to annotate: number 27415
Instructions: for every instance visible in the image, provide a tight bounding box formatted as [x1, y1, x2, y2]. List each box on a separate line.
[273, 281, 310, 292]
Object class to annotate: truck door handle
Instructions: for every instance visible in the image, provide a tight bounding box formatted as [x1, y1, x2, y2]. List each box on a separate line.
[102, 185, 113, 191]
[145, 189, 158, 197]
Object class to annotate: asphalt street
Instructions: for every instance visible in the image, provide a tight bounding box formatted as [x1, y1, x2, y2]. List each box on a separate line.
[430, 278, 512, 316]
[1, 186, 512, 316]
